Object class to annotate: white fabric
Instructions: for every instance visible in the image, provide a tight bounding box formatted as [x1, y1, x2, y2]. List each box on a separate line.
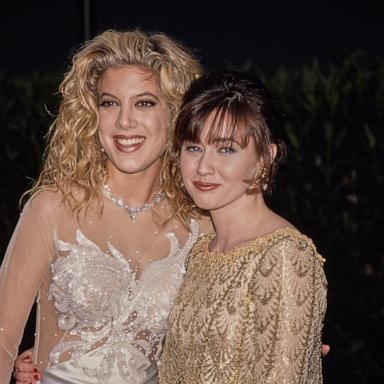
[0, 190, 203, 383]
[41, 353, 158, 384]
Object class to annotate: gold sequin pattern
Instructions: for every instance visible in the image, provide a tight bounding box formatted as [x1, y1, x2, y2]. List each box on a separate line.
[159, 228, 327, 384]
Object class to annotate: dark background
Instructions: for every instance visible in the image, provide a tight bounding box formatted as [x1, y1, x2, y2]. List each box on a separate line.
[1, 1, 383, 383]
[1, 0, 383, 73]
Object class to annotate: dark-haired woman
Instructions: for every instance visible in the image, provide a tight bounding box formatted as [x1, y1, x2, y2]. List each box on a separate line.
[159, 70, 327, 383]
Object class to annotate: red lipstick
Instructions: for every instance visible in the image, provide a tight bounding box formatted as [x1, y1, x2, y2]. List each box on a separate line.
[113, 135, 145, 153]
[192, 181, 220, 191]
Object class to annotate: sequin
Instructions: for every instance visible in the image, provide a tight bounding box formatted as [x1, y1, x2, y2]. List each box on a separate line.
[160, 228, 327, 384]
[47, 220, 199, 382]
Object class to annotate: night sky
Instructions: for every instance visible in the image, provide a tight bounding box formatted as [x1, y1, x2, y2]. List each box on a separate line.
[1, 0, 383, 74]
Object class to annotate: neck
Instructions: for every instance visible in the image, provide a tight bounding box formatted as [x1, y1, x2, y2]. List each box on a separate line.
[105, 161, 162, 206]
[209, 193, 271, 253]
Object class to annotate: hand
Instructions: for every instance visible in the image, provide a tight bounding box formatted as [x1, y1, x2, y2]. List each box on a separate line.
[13, 348, 40, 384]
[321, 344, 330, 356]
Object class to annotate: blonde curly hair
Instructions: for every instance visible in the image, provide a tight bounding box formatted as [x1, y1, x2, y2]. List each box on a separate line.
[25, 29, 202, 216]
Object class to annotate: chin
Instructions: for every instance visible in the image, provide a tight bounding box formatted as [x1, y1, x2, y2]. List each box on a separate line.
[116, 163, 146, 174]
[114, 157, 161, 174]
[190, 199, 220, 211]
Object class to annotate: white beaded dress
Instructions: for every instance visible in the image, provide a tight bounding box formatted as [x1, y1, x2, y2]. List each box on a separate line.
[0, 190, 202, 384]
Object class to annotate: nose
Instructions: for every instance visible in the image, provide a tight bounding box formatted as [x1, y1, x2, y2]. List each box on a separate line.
[117, 105, 137, 130]
[196, 151, 215, 176]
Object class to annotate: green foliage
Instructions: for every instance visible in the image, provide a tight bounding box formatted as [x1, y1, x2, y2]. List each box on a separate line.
[245, 52, 384, 383]
[0, 53, 383, 382]
[0, 72, 60, 245]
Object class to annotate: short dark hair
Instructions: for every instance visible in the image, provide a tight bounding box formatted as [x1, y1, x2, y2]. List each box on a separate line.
[172, 70, 286, 194]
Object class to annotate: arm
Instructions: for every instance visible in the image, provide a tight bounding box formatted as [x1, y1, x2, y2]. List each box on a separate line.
[265, 237, 327, 383]
[0, 196, 53, 382]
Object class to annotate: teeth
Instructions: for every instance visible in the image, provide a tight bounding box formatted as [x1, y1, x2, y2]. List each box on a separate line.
[116, 137, 144, 146]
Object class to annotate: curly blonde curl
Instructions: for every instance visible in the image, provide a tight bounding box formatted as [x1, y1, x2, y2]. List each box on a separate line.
[24, 29, 202, 217]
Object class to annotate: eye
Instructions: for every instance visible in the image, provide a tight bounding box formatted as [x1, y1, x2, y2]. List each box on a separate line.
[218, 146, 235, 154]
[99, 100, 118, 108]
[184, 144, 202, 153]
[136, 99, 156, 108]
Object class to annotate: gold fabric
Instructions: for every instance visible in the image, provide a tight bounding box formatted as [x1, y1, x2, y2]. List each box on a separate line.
[159, 228, 327, 384]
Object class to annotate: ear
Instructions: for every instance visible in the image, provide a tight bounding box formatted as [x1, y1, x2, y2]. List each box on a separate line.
[270, 143, 277, 162]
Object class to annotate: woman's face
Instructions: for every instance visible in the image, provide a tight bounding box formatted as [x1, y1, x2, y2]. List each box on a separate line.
[180, 122, 260, 213]
[98, 65, 168, 178]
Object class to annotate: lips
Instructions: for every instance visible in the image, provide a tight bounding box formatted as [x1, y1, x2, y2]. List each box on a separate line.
[113, 135, 145, 153]
[192, 181, 221, 191]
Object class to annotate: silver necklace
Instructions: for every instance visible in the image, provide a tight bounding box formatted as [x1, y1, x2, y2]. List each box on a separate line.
[102, 184, 165, 220]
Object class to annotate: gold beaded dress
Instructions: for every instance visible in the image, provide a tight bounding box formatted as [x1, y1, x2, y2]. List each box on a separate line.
[159, 228, 327, 384]
[0, 190, 205, 384]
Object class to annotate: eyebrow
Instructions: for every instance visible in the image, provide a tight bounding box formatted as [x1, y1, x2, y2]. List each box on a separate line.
[98, 92, 161, 101]
[211, 137, 240, 145]
[98, 92, 117, 99]
[184, 137, 240, 146]
[135, 92, 161, 101]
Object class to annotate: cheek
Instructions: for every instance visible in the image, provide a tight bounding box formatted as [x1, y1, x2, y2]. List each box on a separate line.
[158, 124, 168, 142]
[244, 164, 258, 179]
[98, 113, 114, 137]
[98, 125, 106, 144]
[219, 162, 243, 178]
[179, 154, 194, 181]
[151, 118, 168, 148]
[220, 160, 257, 184]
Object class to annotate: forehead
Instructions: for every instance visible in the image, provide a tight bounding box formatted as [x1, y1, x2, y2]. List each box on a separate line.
[196, 109, 251, 147]
[99, 65, 161, 94]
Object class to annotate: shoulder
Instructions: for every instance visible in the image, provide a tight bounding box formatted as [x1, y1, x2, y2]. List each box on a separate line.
[264, 227, 325, 265]
[21, 188, 74, 224]
[247, 228, 327, 299]
[239, 227, 325, 275]
[22, 188, 61, 213]
[248, 228, 327, 290]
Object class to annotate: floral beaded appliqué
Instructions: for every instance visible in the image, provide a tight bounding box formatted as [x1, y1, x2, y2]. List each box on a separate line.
[48, 220, 199, 383]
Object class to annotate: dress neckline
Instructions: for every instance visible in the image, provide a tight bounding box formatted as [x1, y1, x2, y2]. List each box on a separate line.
[53, 218, 199, 283]
[204, 226, 302, 256]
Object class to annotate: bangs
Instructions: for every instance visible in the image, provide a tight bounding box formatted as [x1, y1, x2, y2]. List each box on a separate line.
[178, 94, 261, 148]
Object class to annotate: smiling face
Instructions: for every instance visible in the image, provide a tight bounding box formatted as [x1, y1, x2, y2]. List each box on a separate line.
[180, 119, 261, 213]
[98, 65, 168, 179]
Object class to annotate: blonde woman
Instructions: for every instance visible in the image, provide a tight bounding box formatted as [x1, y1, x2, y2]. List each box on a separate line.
[0, 29, 210, 384]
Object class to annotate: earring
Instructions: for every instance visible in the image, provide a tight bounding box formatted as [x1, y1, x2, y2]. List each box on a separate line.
[254, 167, 268, 191]
[101, 147, 105, 153]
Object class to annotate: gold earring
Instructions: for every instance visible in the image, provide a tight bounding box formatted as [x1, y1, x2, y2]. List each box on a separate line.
[255, 167, 268, 191]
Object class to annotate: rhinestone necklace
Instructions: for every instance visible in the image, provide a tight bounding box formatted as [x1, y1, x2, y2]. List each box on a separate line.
[102, 184, 165, 220]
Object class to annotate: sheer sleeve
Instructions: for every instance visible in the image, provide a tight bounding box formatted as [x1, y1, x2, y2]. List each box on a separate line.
[252, 236, 327, 384]
[0, 193, 54, 382]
